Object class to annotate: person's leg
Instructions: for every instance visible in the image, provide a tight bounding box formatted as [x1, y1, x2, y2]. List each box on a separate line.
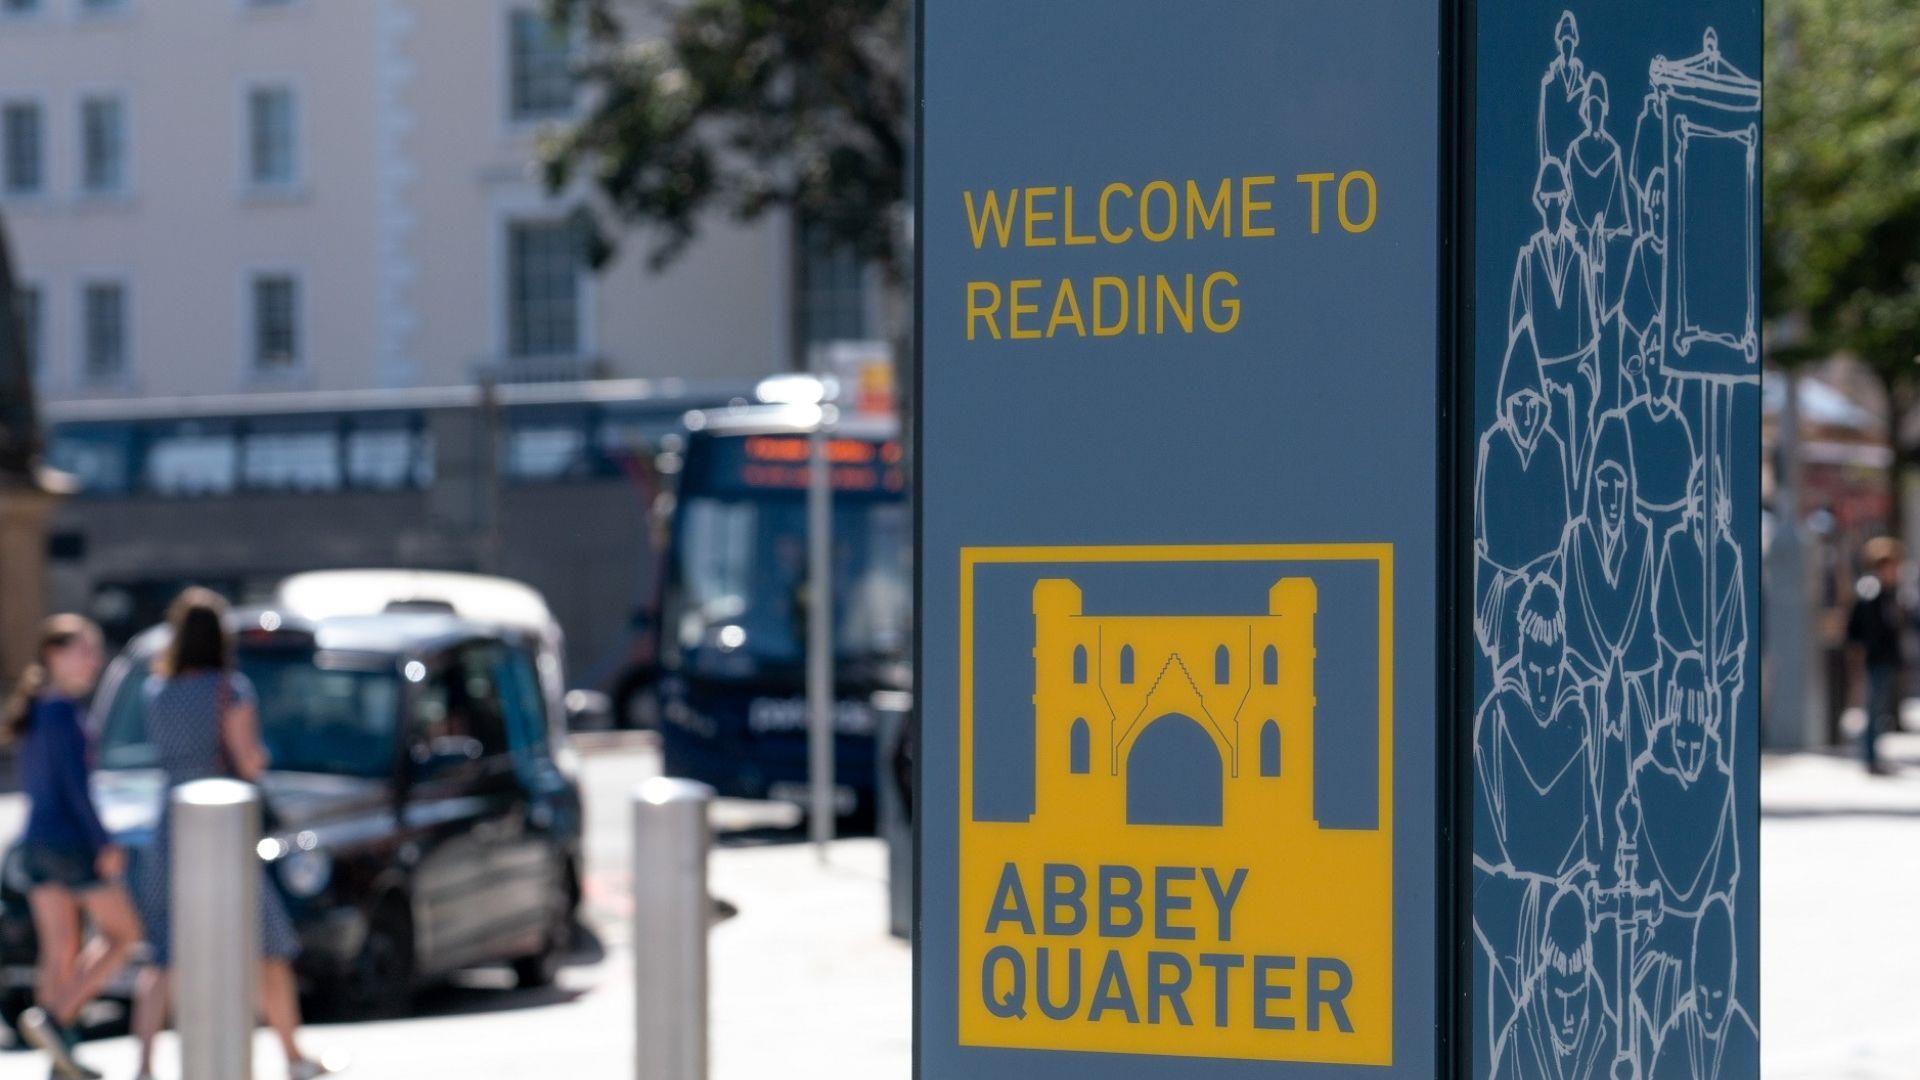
[258, 958, 309, 1066]
[1866, 664, 1891, 772]
[131, 968, 169, 1078]
[47, 885, 140, 1025]
[26, 885, 82, 1012]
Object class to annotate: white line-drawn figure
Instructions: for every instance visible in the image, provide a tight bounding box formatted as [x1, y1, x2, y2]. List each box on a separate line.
[1620, 336, 1697, 543]
[1476, 576, 1596, 882]
[1491, 883, 1616, 1080]
[1476, 324, 1574, 663]
[1558, 413, 1658, 689]
[1649, 895, 1758, 1079]
[1613, 170, 1672, 417]
[1567, 74, 1637, 319]
[1655, 461, 1748, 716]
[1510, 159, 1603, 490]
[1538, 11, 1589, 169]
[1629, 88, 1667, 218]
[1480, 15, 1756, 1078]
[1628, 654, 1736, 918]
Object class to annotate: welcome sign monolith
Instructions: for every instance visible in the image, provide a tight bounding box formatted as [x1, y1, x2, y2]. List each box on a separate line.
[916, 3, 1759, 1078]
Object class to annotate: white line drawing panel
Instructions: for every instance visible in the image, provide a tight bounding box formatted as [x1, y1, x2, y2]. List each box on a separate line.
[1475, 13, 1759, 1079]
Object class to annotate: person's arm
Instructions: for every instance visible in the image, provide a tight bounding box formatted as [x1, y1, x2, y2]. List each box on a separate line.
[46, 705, 112, 855]
[220, 700, 270, 782]
[218, 674, 270, 782]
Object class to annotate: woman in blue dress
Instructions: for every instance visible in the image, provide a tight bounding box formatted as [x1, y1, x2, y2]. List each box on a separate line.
[130, 588, 333, 1080]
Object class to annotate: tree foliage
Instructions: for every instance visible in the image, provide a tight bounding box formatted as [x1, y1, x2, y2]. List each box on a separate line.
[543, 0, 909, 280]
[1765, 0, 1920, 377]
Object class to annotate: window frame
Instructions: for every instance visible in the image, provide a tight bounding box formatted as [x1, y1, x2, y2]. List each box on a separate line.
[75, 275, 132, 385]
[76, 90, 130, 198]
[502, 213, 585, 362]
[75, 0, 132, 19]
[504, 4, 579, 125]
[0, 97, 48, 201]
[243, 267, 306, 378]
[238, 79, 302, 196]
[0, 0, 49, 25]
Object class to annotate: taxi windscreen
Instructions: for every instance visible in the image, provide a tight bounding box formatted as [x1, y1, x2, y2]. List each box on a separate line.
[96, 646, 402, 778]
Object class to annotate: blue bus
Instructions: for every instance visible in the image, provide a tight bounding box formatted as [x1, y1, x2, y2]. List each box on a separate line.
[644, 403, 910, 818]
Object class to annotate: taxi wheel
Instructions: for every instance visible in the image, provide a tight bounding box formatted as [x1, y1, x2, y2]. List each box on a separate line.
[511, 907, 568, 990]
[347, 901, 416, 1019]
[0, 987, 29, 1041]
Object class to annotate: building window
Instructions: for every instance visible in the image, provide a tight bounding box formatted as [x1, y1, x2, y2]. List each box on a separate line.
[345, 420, 431, 490]
[2, 102, 44, 197]
[1072, 644, 1088, 684]
[1069, 718, 1090, 775]
[1215, 644, 1231, 684]
[507, 218, 581, 358]
[246, 85, 298, 189]
[1119, 645, 1135, 685]
[241, 427, 338, 492]
[146, 425, 237, 496]
[799, 224, 868, 346]
[80, 280, 127, 380]
[1263, 643, 1279, 685]
[508, 9, 575, 121]
[80, 95, 127, 195]
[1260, 720, 1281, 778]
[13, 284, 41, 375]
[1, 0, 45, 17]
[249, 273, 300, 371]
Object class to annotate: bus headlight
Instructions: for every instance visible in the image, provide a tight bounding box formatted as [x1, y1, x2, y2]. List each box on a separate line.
[278, 849, 332, 899]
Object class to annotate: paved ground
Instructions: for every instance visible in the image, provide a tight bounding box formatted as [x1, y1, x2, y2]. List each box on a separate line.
[0, 739, 913, 1080]
[1759, 732, 1920, 1080]
[0, 732, 1914, 1078]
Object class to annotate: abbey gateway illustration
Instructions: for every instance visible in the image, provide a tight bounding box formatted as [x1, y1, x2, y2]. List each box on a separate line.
[1030, 577, 1333, 830]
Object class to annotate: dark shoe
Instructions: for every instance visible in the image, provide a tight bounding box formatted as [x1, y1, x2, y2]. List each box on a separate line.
[17, 1009, 98, 1080]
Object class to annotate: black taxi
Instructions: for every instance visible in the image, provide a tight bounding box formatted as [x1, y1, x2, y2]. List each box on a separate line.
[2, 606, 585, 1021]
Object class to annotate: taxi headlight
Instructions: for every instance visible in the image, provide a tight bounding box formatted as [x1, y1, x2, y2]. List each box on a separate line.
[278, 849, 332, 899]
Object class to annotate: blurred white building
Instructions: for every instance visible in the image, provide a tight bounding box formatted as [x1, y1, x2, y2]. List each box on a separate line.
[0, 0, 871, 400]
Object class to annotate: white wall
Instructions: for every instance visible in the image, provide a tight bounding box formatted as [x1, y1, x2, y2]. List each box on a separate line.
[0, 0, 792, 403]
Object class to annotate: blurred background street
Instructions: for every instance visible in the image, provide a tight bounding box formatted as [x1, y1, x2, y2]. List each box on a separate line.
[0, 0, 1912, 1076]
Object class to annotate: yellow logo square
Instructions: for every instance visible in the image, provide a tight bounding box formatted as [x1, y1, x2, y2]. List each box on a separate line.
[958, 544, 1395, 1065]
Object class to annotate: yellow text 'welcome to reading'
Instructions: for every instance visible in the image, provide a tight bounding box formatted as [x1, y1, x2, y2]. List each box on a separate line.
[960, 173, 1377, 344]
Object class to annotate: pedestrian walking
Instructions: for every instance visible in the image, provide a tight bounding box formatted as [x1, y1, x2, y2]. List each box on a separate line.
[128, 588, 335, 1080]
[4, 614, 142, 1080]
[1846, 536, 1908, 776]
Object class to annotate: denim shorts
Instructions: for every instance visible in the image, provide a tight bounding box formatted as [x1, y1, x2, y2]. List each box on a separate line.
[17, 842, 105, 892]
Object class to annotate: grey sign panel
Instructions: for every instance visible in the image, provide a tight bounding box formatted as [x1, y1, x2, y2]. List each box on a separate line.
[917, 2, 1442, 1076]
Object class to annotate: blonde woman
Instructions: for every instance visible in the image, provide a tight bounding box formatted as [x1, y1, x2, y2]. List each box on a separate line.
[5, 615, 141, 1080]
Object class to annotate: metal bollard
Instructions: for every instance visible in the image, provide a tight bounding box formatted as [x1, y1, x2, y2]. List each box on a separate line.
[633, 777, 713, 1080]
[172, 779, 261, 1080]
